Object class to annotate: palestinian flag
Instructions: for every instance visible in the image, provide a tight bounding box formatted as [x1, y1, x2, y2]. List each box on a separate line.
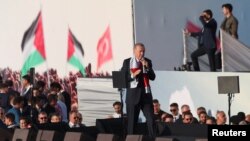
[21, 11, 46, 76]
[67, 29, 85, 76]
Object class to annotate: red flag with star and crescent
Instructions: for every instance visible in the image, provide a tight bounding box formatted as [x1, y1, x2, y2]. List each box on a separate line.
[96, 25, 113, 71]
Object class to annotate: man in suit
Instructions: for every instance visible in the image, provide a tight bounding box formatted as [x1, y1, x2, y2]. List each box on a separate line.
[21, 75, 32, 101]
[121, 43, 156, 138]
[185, 9, 217, 71]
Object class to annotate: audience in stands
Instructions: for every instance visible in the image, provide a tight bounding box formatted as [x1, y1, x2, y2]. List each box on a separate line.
[68, 110, 80, 128]
[0, 107, 5, 123]
[31, 96, 46, 123]
[0, 83, 10, 111]
[153, 99, 167, 121]
[44, 94, 56, 117]
[77, 112, 85, 127]
[21, 75, 32, 101]
[6, 80, 20, 98]
[50, 113, 62, 123]
[50, 82, 71, 118]
[4, 113, 17, 129]
[7, 96, 22, 124]
[19, 116, 30, 129]
[37, 112, 48, 124]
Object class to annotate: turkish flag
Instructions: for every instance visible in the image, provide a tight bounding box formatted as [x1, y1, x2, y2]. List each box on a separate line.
[96, 25, 113, 71]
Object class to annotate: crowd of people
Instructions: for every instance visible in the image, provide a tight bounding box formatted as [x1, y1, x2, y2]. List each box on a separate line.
[109, 100, 250, 125]
[0, 67, 88, 130]
[151, 99, 250, 125]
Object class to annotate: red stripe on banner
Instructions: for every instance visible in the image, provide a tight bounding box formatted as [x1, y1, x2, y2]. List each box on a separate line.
[34, 13, 46, 59]
[186, 20, 201, 32]
[67, 30, 75, 61]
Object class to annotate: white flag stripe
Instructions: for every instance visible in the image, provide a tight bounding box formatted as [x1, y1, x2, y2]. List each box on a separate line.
[183, 32, 210, 71]
[22, 36, 36, 63]
[74, 45, 84, 64]
[221, 29, 250, 72]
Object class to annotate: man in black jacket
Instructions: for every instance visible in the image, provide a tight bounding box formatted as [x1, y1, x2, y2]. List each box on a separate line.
[121, 43, 156, 137]
[185, 9, 217, 71]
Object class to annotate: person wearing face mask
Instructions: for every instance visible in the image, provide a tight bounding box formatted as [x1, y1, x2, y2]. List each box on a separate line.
[185, 9, 217, 72]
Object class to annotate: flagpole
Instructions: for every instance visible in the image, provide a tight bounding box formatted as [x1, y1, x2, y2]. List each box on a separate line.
[45, 61, 51, 89]
[39, 7, 50, 88]
[220, 29, 225, 72]
[182, 29, 188, 65]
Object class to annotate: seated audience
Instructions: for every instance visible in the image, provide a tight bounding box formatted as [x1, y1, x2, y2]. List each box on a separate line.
[206, 117, 216, 125]
[50, 113, 62, 123]
[77, 112, 85, 127]
[216, 111, 227, 125]
[153, 99, 167, 121]
[182, 111, 194, 124]
[162, 113, 174, 123]
[169, 102, 181, 122]
[230, 112, 247, 125]
[37, 112, 48, 124]
[19, 116, 30, 129]
[68, 110, 80, 128]
[198, 111, 207, 124]
[176, 104, 198, 123]
[108, 101, 122, 118]
[196, 107, 206, 117]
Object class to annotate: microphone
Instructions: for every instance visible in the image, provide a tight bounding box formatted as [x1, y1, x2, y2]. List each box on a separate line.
[140, 57, 147, 73]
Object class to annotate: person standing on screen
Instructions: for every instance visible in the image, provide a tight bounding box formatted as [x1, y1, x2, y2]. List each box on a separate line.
[216, 3, 238, 70]
[221, 3, 238, 39]
[185, 9, 217, 72]
[121, 43, 156, 138]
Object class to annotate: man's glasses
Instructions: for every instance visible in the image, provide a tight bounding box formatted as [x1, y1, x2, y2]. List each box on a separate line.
[170, 109, 177, 112]
[40, 117, 47, 120]
[185, 118, 192, 121]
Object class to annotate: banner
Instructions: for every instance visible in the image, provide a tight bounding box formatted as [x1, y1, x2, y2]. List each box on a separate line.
[221, 29, 250, 72]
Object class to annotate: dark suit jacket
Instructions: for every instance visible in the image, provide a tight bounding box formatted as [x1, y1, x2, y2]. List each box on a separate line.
[61, 91, 71, 115]
[191, 16, 217, 50]
[121, 57, 155, 105]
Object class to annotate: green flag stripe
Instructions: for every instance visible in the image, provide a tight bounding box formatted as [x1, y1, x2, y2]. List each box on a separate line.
[21, 50, 45, 76]
[68, 55, 85, 76]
